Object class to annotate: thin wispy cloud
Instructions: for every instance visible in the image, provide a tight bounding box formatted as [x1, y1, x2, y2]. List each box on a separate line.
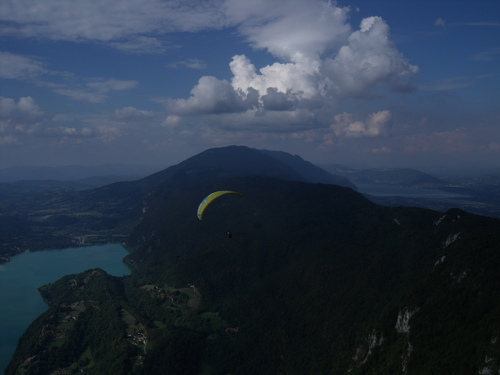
[419, 77, 474, 91]
[471, 47, 500, 62]
[51, 79, 138, 103]
[434, 17, 500, 30]
[167, 59, 208, 70]
[0, 51, 138, 103]
[108, 36, 169, 54]
[0, 52, 47, 80]
[0, 0, 227, 48]
[115, 106, 155, 120]
[459, 22, 500, 27]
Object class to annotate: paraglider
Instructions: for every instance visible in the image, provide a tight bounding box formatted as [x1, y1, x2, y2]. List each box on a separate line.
[197, 190, 243, 220]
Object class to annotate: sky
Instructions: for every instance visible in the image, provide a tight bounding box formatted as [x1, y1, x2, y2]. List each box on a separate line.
[1, 0, 499, 172]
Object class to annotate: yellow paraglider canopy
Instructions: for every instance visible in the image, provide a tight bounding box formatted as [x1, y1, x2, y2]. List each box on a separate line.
[197, 190, 243, 220]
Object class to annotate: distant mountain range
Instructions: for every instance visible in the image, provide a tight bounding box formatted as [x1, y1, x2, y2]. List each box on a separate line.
[0, 163, 162, 183]
[321, 164, 500, 218]
[4, 151, 500, 218]
[0, 157, 445, 187]
[4, 146, 500, 374]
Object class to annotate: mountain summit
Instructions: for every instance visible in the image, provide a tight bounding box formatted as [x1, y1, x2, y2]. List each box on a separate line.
[140, 145, 355, 188]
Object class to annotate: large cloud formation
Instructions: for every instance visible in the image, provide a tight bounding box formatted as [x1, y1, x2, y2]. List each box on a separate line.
[1, 0, 419, 153]
[2, 0, 416, 115]
[1, 0, 418, 117]
[167, 1, 418, 140]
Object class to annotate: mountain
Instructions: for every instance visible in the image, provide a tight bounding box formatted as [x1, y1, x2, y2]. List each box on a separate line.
[140, 145, 355, 188]
[0, 146, 351, 261]
[4, 146, 500, 374]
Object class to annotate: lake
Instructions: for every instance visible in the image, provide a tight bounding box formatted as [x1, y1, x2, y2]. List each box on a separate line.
[0, 244, 131, 373]
[356, 183, 469, 198]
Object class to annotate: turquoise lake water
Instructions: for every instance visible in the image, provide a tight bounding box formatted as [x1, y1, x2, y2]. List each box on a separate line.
[0, 244, 131, 373]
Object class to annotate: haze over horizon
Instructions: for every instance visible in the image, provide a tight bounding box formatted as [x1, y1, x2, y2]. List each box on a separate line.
[1, 0, 499, 171]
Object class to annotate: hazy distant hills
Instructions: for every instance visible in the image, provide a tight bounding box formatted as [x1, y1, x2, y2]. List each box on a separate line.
[4, 146, 500, 374]
[323, 164, 445, 186]
[4, 148, 500, 217]
[0, 163, 162, 183]
[0, 147, 355, 190]
[320, 164, 500, 218]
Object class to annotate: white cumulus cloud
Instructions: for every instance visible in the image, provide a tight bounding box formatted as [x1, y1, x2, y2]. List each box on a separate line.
[320, 110, 392, 148]
[322, 17, 419, 97]
[225, 0, 351, 62]
[168, 76, 255, 114]
[0, 96, 45, 124]
[0, 96, 45, 144]
[330, 110, 393, 138]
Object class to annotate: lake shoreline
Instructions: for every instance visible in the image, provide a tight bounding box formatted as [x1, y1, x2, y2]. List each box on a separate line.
[0, 239, 131, 265]
[0, 243, 132, 373]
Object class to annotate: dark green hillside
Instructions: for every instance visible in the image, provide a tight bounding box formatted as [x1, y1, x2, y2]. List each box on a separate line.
[123, 177, 500, 374]
[5, 146, 500, 374]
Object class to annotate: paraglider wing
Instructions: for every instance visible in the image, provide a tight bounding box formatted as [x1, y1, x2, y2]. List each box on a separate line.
[197, 190, 243, 220]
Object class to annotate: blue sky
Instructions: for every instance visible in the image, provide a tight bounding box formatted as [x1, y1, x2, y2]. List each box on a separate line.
[1, 0, 499, 171]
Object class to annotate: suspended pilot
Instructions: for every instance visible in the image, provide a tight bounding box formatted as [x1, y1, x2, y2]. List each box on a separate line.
[227, 232, 232, 239]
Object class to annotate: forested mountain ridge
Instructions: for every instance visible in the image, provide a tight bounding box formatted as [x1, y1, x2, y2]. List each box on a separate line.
[5, 146, 500, 374]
